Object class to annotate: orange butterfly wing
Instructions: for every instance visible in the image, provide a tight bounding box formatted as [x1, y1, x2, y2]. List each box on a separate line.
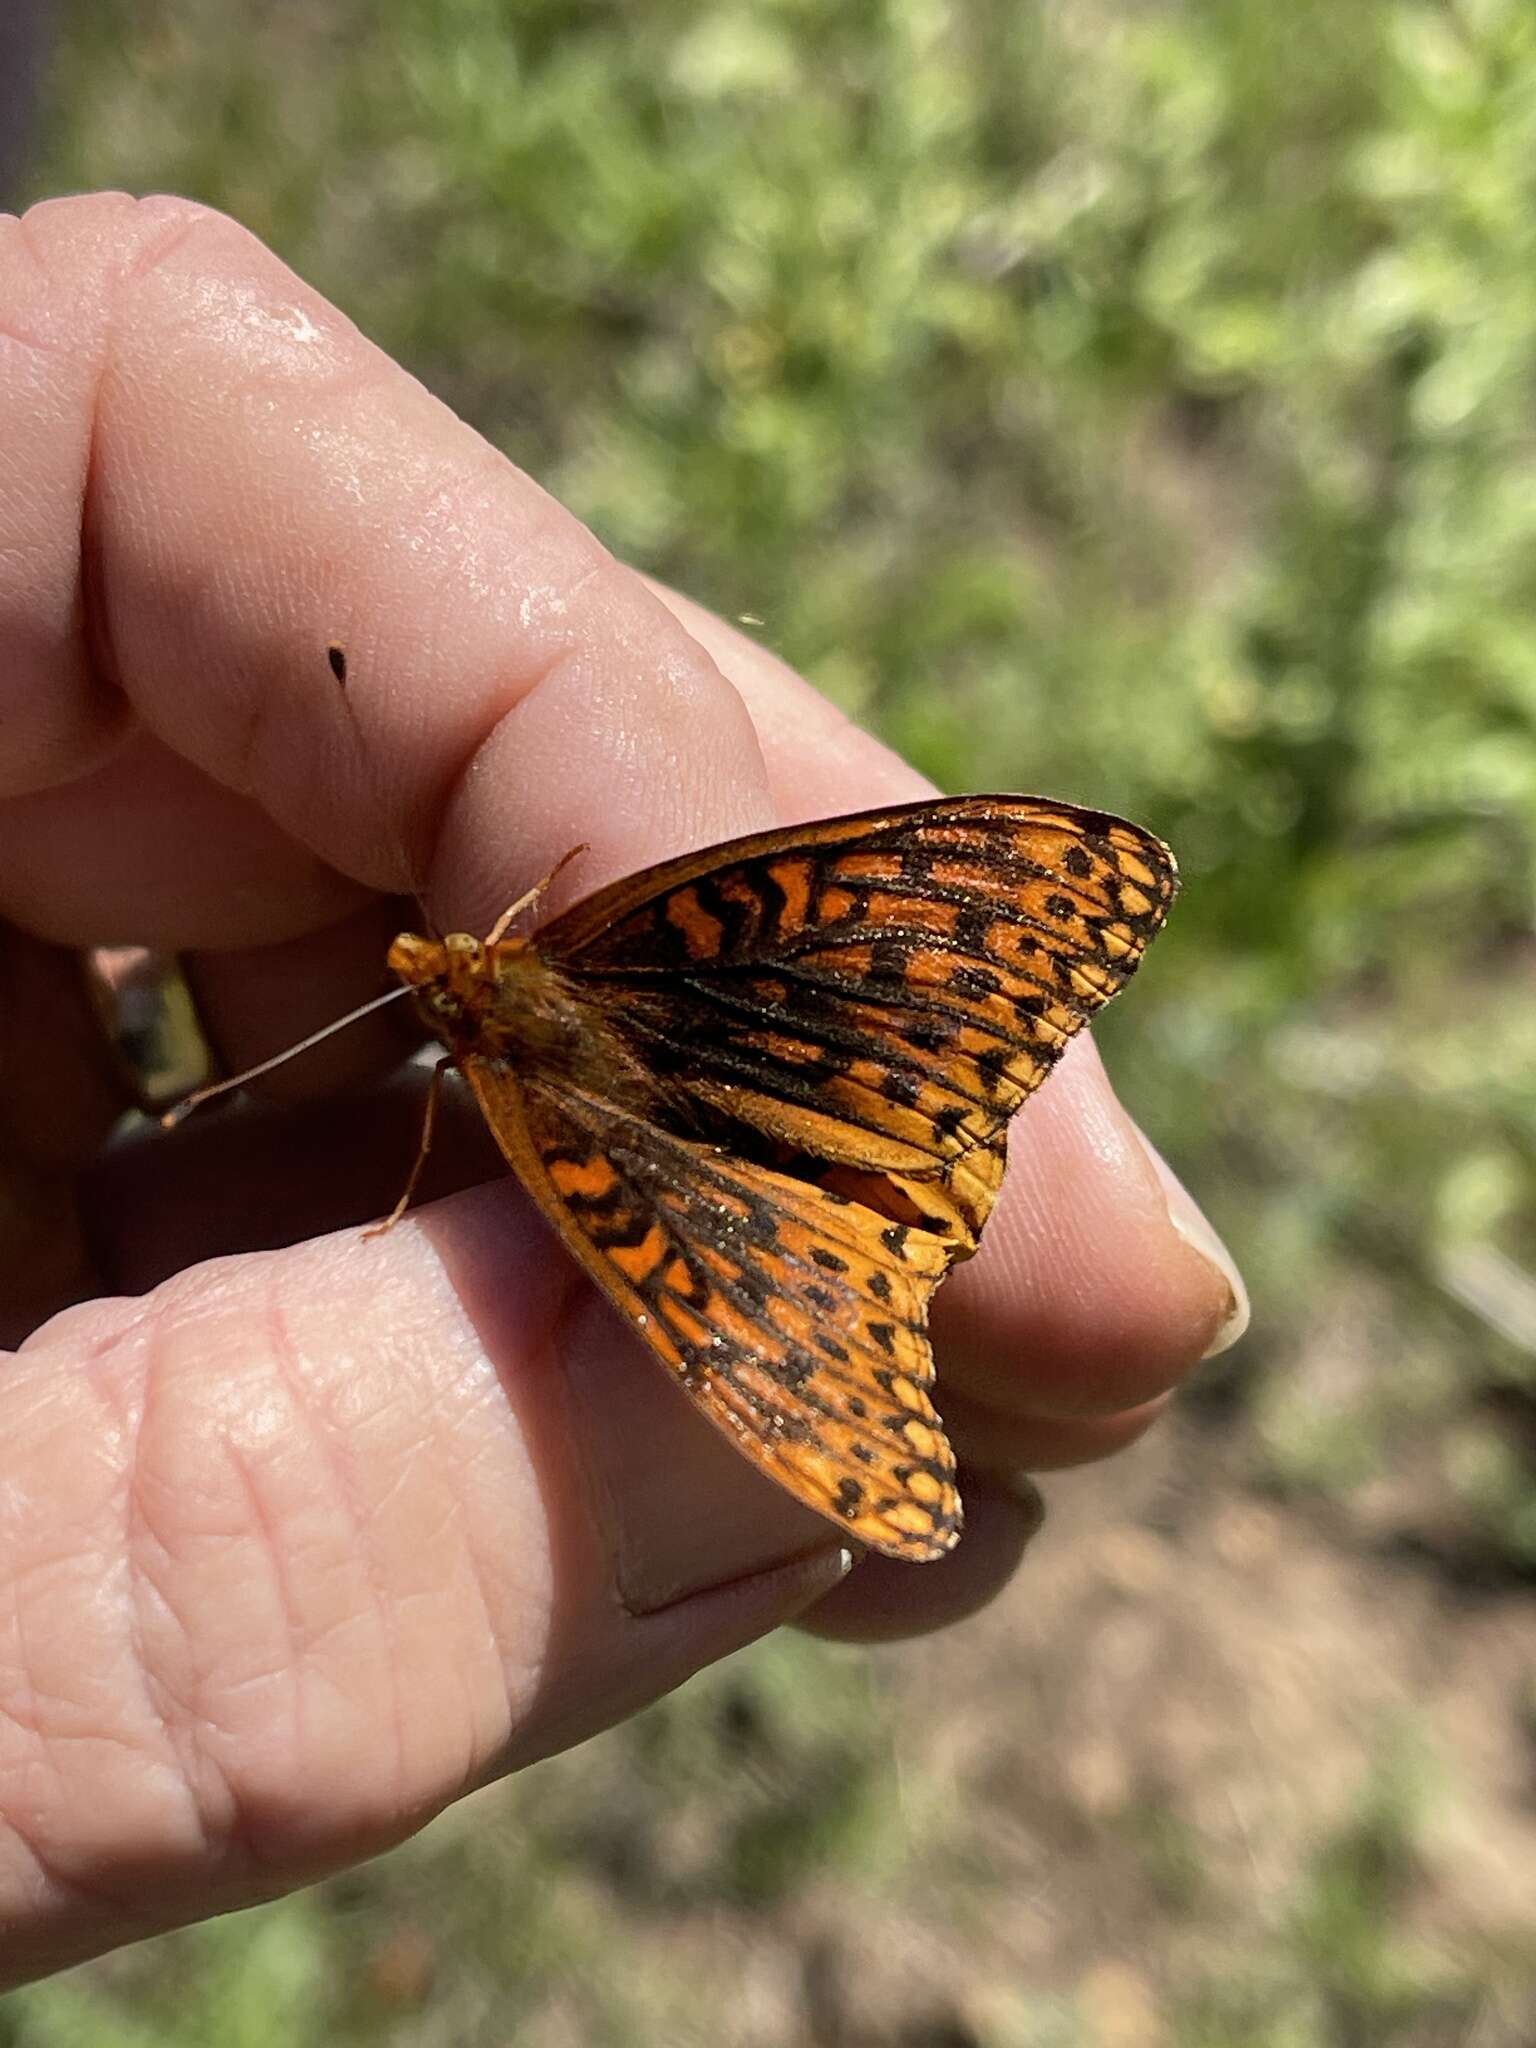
[461, 1058, 960, 1559]
[540, 795, 1177, 1255]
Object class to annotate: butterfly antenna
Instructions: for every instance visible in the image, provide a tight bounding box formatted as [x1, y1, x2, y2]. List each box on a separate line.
[485, 841, 591, 945]
[160, 983, 415, 1128]
[326, 641, 441, 938]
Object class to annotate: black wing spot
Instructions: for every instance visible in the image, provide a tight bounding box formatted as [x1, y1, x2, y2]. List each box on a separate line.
[868, 1270, 892, 1303]
[952, 964, 1001, 1000]
[778, 1349, 819, 1389]
[836, 1476, 865, 1516]
[810, 1247, 848, 1273]
[868, 1322, 896, 1355]
[733, 1265, 769, 1308]
[1063, 842, 1093, 878]
[1072, 810, 1120, 839]
[1046, 893, 1077, 922]
[907, 1018, 952, 1053]
[805, 1283, 839, 1314]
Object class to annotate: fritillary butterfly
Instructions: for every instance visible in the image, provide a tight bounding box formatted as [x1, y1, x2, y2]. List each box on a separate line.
[388, 796, 1177, 1561]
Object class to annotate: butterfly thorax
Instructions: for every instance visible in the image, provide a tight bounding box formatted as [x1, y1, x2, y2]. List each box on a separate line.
[388, 928, 650, 1103]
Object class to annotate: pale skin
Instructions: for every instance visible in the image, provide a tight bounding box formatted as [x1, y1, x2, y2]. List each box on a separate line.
[0, 194, 1248, 1985]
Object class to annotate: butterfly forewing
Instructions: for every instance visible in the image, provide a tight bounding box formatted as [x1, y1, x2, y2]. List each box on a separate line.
[540, 797, 1177, 1253]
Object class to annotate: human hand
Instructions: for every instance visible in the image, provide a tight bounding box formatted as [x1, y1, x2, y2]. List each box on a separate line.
[0, 194, 1246, 1983]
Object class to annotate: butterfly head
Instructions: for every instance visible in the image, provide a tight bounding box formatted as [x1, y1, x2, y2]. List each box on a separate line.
[389, 929, 490, 1035]
[388, 926, 552, 1057]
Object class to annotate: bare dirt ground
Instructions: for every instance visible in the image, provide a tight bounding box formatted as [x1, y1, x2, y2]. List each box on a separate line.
[377, 1370, 1536, 2048]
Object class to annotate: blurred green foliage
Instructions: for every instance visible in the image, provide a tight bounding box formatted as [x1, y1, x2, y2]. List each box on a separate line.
[1178, 1734, 1502, 2048]
[16, 0, 1536, 2039]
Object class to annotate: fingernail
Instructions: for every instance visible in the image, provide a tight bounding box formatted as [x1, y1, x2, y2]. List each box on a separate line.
[513, 1542, 857, 1762]
[1136, 1134, 1250, 1359]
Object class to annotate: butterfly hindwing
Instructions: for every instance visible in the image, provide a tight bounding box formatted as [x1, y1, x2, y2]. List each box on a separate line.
[540, 796, 1177, 1252]
[460, 1055, 962, 1560]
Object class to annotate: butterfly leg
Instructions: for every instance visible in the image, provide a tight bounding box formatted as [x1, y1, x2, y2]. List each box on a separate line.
[365, 1054, 454, 1237]
[484, 842, 591, 945]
